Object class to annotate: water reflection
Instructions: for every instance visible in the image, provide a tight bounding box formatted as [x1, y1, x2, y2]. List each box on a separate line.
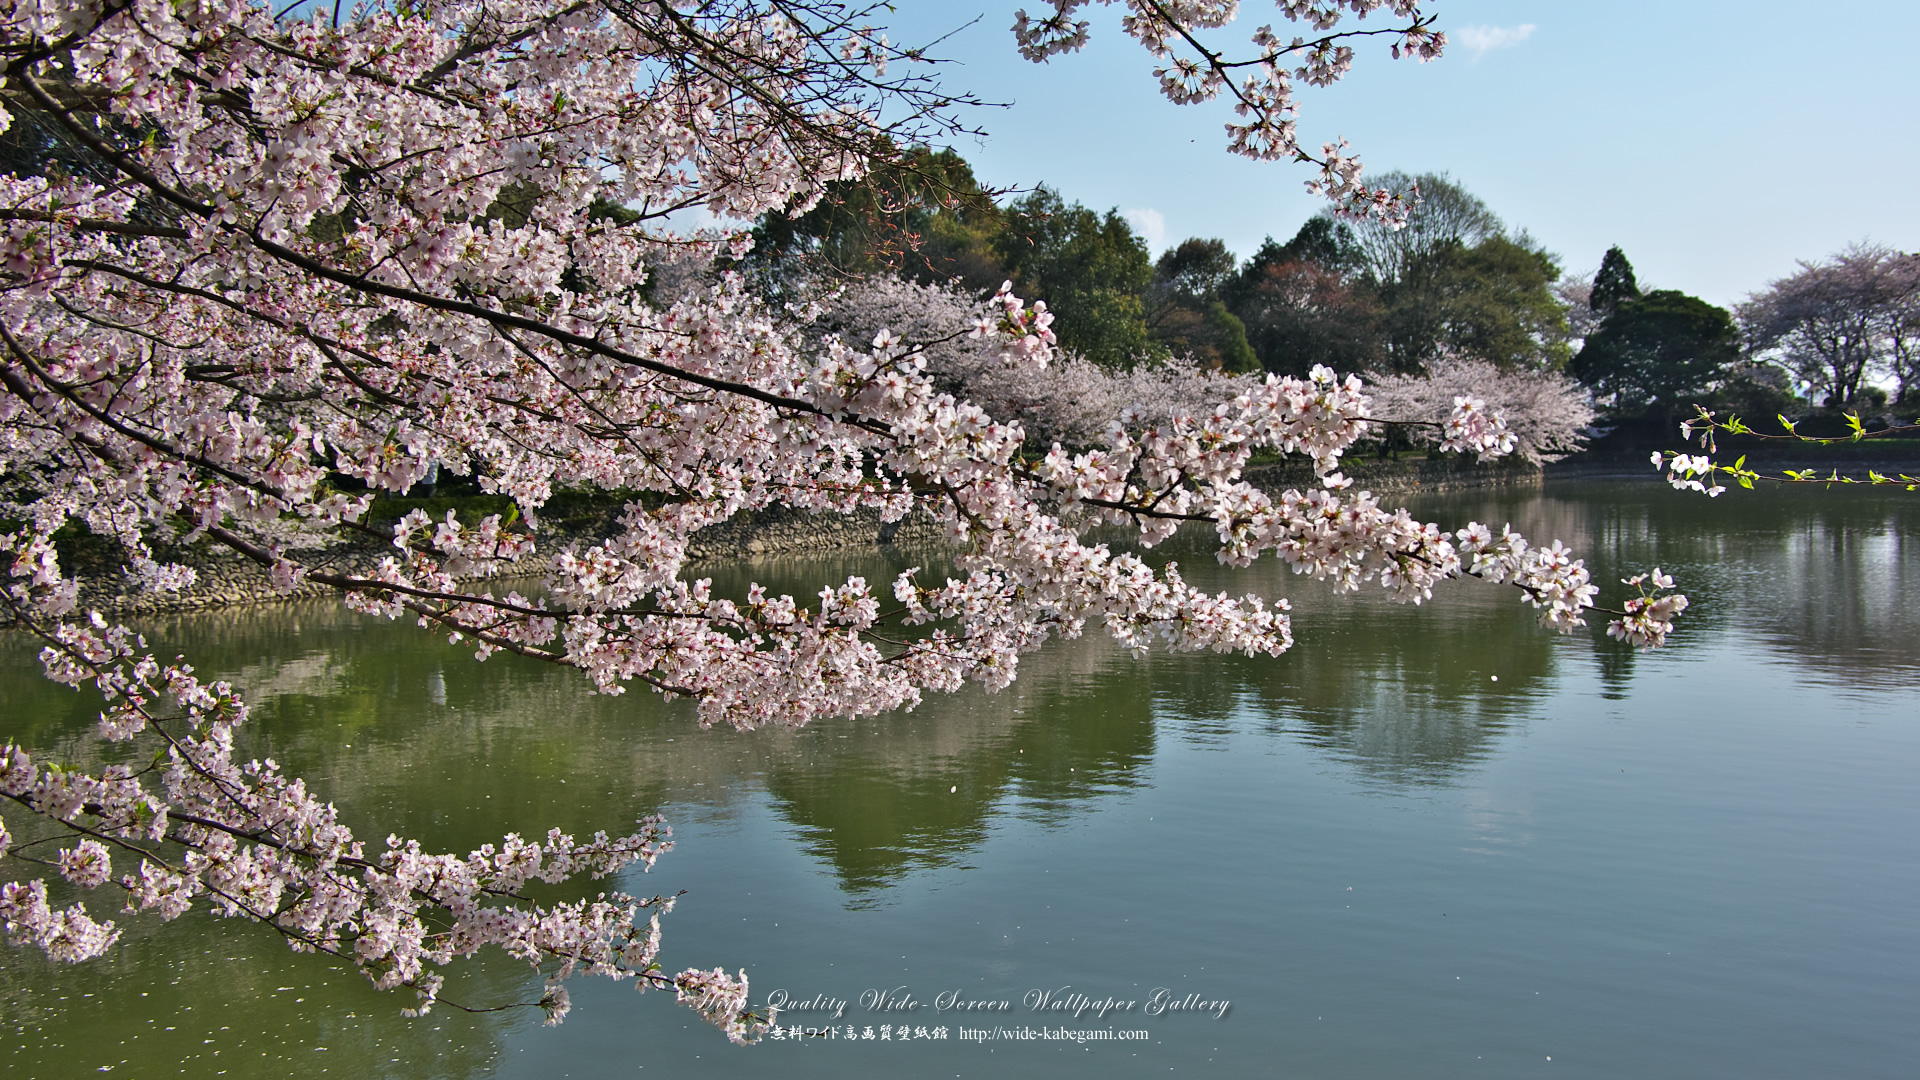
[5, 482, 1914, 873]
[3, 480, 1918, 1079]
[756, 640, 1155, 896]
[1137, 524, 1563, 786]
[1419, 481, 1920, 689]
[0, 903, 514, 1080]
[4, 482, 1915, 872]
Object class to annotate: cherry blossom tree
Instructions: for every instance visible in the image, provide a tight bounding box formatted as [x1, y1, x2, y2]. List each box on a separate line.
[809, 272, 1256, 447]
[1656, 243, 1920, 494]
[1365, 352, 1596, 464]
[1738, 243, 1920, 409]
[0, 0, 1685, 1041]
[817, 275, 1596, 464]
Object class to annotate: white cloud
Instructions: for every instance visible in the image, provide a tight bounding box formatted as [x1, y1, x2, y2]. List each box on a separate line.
[1450, 23, 1536, 61]
[1124, 208, 1167, 253]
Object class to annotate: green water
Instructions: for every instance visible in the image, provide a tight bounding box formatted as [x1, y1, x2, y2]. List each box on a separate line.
[4, 480, 1918, 1078]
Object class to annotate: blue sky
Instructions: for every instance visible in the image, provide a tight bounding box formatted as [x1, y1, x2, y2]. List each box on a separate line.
[869, 1, 1920, 309]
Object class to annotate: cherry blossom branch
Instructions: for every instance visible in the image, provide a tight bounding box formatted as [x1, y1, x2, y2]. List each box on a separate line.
[1655, 405, 1920, 494]
[1011, 0, 1445, 220]
[0, 0, 1677, 1043]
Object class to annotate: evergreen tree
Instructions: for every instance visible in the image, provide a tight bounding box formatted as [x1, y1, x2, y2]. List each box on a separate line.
[994, 188, 1158, 367]
[1147, 239, 1259, 371]
[1275, 217, 1361, 274]
[1428, 234, 1574, 372]
[1590, 245, 1642, 319]
[1370, 232, 1570, 373]
[1573, 289, 1739, 423]
[1153, 238, 1240, 304]
[743, 146, 1006, 295]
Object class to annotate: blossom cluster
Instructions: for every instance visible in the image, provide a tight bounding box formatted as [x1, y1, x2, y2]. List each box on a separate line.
[1606, 569, 1689, 649]
[0, 572, 723, 1028]
[1013, 1, 1442, 221]
[1653, 451, 1729, 497]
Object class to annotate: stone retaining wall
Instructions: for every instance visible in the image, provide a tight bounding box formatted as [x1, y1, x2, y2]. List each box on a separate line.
[64, 460, 1537, 617]
[71, 549, 462, 618]
[1244, 455, 1544, 495]
[683, 504, 946, 560]
[69, 506, 949, 617]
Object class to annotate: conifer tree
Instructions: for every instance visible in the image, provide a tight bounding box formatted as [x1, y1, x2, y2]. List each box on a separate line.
[1590, 246, 1642, 319]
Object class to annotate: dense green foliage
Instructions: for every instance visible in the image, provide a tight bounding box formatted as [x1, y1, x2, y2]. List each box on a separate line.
[745, 154, 1573, 377]
[1402, 234, 1573, 373]
[994, 187, 1160, 366]
[1572, 289, 1741, 423]
[1147, 239, 1260, 372]
[1225, 175, 1570, 376]
[743, 146, 1005, 293]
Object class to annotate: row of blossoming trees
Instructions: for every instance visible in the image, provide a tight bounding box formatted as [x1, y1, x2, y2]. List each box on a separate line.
[0, 0, 1686, 1040]
[740, 153, 1605, 445]
[801, 273, 1596, 465]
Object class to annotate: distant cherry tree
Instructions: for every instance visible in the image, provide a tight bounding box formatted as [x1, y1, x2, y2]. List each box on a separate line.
[1367, 353, 1596, 463]
[1738, 243, 1920, 409]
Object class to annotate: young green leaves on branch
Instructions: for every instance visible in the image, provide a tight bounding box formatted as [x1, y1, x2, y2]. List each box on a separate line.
[1654, 406, 1920, 493]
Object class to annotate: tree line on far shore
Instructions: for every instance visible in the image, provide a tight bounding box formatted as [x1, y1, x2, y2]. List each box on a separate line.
[738, 148, 1920, 439]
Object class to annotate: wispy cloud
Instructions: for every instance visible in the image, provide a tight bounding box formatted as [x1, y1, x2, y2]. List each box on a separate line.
[1450, 23, 1536, 61]
[1124, 208, 1167, 253]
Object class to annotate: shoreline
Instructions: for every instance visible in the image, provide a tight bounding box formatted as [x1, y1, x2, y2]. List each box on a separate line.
[42, 455, 1689, 619]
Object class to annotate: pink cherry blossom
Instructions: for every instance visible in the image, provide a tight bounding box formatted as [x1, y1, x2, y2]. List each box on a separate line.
[1014, 1, 1444, 221]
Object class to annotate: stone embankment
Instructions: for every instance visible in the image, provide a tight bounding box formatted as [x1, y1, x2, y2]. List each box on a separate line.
[70, 506, 951, 617]
[1244, 455, 1543, 496]
[66, 457, 1542, 617]
[73, 548, 445, 618]
[680, 504, 948, 560]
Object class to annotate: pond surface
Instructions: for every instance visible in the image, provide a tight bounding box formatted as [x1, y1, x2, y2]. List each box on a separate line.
[4, 479, 1918, 1079]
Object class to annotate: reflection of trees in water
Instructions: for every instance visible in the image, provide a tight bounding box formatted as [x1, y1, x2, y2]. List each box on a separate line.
[0, 809, 510, 1080]
[10, 479, 1909, 907]
[758, 635, 1154, 896]
[3, 597, 1156, 899]
[1591, 642, 1638, 701]
[1140, 480, 1914, 777]
[1414, 482, 1920, 688]
[1147, 554, 1562, 785]
[1753, 517, 1917, 688]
